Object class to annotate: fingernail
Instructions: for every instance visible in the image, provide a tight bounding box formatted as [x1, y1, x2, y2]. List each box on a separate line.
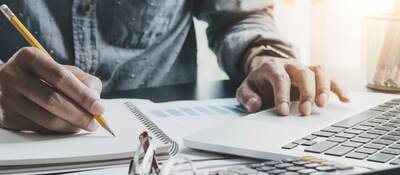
[278, 102, 289, 116]
[91, 100, 105, 115]
[87, 120, 99, 131]
[317, 93, 328, 107]
[341, 93, 350, 103]
[301, 101, 312, 116]
[246, 97, 258, 112]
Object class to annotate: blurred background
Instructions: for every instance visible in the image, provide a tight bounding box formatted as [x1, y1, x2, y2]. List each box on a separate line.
[196, 0, 398, 91]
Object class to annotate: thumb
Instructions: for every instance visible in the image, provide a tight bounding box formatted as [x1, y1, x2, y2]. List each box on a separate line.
[236, 81, 262, 113]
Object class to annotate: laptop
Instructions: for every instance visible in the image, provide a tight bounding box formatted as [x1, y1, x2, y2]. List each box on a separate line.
[184, 91, 400, 174]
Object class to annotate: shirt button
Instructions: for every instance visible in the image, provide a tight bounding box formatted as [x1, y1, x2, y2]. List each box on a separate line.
[81, 3, 93, 14]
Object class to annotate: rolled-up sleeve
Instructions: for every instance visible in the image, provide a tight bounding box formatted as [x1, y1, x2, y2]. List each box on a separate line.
[196, 0, 299, 83]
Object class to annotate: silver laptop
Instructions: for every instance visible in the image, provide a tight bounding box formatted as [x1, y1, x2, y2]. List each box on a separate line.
[184, 92, 400, 174]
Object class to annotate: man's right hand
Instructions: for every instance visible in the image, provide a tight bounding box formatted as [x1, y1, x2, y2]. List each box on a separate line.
[0, 47, 104, 134]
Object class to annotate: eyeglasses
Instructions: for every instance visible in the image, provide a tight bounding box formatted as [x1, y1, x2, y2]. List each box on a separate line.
[128, 131, 197, 175]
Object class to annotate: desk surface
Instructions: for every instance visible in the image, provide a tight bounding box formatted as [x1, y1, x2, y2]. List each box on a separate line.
[101, 80, 239, 102]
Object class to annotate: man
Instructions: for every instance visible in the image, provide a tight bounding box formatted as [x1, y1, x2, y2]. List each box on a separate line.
[0, 0, 348, 134]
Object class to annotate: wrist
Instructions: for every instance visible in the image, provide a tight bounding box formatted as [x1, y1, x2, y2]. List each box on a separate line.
[243, 44, 291, 75]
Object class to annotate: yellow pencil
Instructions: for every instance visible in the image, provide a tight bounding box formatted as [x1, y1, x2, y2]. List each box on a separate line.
[0, 4, 115, 137]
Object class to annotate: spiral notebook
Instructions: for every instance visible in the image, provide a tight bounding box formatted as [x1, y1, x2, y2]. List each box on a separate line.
[0, 99, 178, 174]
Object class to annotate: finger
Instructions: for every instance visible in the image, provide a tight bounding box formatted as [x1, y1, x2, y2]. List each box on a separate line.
[331, 79, 350, 103]
[65, 66, 102, 98]
[236, 81, 262, 113]
[7, 94, 83, 133]
[0, 111, 53, 133]
[14, 71, 98, 131]
[310, 65, 330, 107]
[286, 64, 316, 116]
[261, 63, 291, 116]
[14, 47, 104, 115]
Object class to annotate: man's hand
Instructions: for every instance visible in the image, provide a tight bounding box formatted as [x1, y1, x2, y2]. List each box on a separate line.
[0, 47, 104, 134]
[236, 55, 349, 116]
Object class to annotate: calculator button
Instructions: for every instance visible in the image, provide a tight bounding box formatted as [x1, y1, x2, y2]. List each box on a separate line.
[297, 169, 317, 174]
[316, 166, 336, 172]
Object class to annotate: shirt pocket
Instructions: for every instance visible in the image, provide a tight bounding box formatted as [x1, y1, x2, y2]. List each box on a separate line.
[108, 0, 175, 49]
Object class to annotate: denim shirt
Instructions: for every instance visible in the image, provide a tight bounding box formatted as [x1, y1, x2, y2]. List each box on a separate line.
[0, 0, 296, 92]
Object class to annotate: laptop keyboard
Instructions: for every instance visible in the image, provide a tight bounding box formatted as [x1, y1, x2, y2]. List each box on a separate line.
[282, 98, 400, 165]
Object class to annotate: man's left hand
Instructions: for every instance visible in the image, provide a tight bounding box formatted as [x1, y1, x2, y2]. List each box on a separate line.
[236, 55, 350, 116]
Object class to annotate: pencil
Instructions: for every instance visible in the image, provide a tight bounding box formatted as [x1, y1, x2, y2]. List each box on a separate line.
[0, 4, 115, 137]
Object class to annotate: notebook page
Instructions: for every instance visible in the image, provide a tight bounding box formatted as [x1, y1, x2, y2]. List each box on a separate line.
[0, 99, 154, 166]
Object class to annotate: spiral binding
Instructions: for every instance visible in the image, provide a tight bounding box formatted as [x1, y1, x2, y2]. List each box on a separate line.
[124, 102, 179, 156]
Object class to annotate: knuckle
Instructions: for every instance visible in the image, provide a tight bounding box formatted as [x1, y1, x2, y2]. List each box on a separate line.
[301, 93, 315, 101]
[44, 91, 63, 107]
[17, 47, 37, 58]
[298, 68, 314, 78]
[52, 68, 70, 87]
[271, 72, 289, 83]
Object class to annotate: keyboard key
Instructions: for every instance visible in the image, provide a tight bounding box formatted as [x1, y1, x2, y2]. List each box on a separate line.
[327, 137, 347, 143]
[390, 119, 400, 123]
[344, 129, 363, 135]
[389, 144, 400, 150]
[356, 147, 377, 154]
[345, 152, 369, 160]
[350, 137, 371, 143]
[389, 131, 400, 136]
[332, 110, 381, 128]
[301, 140, 317, 146]
[367, 153, 395, 163]
[293, 139, 308, 145]
[359, 133, 379, 139]
[389, 158, 400, 165]
[375, 126, 395, 131]
[364, 143, 386, 150]
[381, 148, 400, 155]
[366, 129, 387, 135]
[303, 135, 317, 140]
[335, 133, 356, 139]
[372, 139, 394, 145]
[380, 135, 400, 141]
[341, 141, 363, 148]
[368, 119, 387, 124]
[382, 123, 400, 128]
[322, 126, 345, 133]
[360, 122, 379, 127]
[282, 143, 298, 149]
[352, 125, 372, 131]
[324, 145, 354, 156]
[312, 131, 335, 137]
[305, 141, 338, 153]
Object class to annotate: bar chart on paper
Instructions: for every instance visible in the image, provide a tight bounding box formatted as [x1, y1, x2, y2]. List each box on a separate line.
[149, 103, 246, 118]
